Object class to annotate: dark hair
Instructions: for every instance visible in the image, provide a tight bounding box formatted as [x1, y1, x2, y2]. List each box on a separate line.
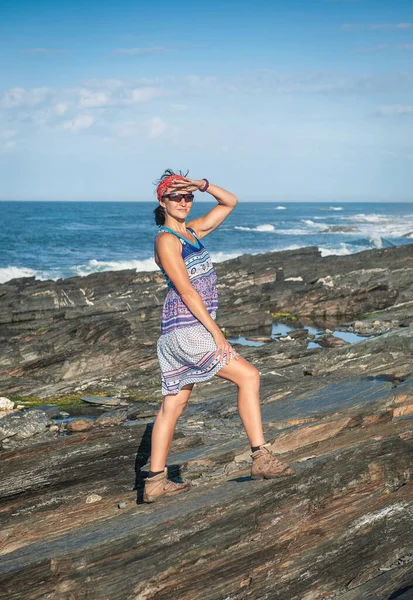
[153, 168, 189, 226]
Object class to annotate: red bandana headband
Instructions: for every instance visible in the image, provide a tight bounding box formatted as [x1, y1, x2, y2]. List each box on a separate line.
[157, 175, 186, 201]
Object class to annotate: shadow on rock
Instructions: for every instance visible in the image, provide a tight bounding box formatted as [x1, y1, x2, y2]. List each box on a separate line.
[133, 423, 190, 504]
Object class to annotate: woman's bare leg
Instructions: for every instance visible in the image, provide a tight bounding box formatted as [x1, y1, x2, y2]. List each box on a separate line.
[215, 356, 265, 447]
[149, 383, 194, 471]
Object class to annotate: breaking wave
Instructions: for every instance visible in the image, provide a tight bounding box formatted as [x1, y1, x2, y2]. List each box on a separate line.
[234, 224, 275, 232]
[0, 266, 41, 284]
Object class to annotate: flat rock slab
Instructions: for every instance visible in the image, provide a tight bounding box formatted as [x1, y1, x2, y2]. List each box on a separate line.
[81, 396, 129, 406]
[261, 376, 413, 423]
[1, 437, 413, 600]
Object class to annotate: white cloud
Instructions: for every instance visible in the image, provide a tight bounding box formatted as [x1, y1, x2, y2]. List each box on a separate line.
[148, 117, 166, 138]
[112, 121, 141, 137]
[255, 69, 413, 95]
[63, 114, 95, 131]
[53, 102, 69, 115]
[114, 47, 169, 55]
[1, 129, 17, 140]
[2, 71, 412, 149]
[79, 89, 110, 108]
[1, 87, 51, 108]
[378, 105, 413, 116]
[0, 130, 18, 152]
[129, 87, 164, 103]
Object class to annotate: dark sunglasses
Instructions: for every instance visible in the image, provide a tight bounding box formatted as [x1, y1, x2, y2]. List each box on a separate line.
[162, 193, 194, 202]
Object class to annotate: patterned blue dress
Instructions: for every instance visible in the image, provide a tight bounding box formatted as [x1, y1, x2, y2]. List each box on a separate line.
[156, 226, 233, 395]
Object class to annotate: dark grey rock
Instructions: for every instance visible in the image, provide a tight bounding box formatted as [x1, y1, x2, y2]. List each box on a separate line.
[0, 409, 51, 443]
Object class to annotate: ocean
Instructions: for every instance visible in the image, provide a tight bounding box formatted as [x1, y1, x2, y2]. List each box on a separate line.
[1, 201, 413, 285]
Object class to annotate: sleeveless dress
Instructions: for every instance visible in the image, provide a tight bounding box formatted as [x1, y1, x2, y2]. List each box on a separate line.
[156, 226, 234, 396]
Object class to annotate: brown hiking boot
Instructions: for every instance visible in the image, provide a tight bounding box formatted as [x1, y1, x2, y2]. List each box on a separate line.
[143, 467, 191, 503]
[251, 442, 296, 479]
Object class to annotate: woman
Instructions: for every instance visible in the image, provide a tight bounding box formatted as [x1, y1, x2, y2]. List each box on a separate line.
[143, 170, 296, 503]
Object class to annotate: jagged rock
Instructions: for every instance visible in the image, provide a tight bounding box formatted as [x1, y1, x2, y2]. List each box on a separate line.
[66, 418, 95, 432]
[289, 328, 309, 340]
[315, 335, 348, 348]
[393, 403, 413, 418]
[36, 405, 61, 419]
[95, 409, 129, 427]
[0, 398, 14, 411]
[0, 409, 51, 443]
[86, 494, 102, 504]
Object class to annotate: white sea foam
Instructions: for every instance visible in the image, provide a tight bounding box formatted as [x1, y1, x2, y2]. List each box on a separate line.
[0, 249, 250, 285]
[275, 219, 329, 235]
[318, 236, 393, 256]
[329, 206, 343, 211]
[276, 228, 313, 235]
[301, 219, 327, 230]
[368, 232, 383, 249]
[275, 206, 286, 210]
[319, 244, 354, 257]
[349, 213, 389, 224]
[357, 220, 413, 239]
[72, 257, 158, 277]
[234, 224, 275, 232]
[0, 266, 44, 284]
[210, 250, 243, 263]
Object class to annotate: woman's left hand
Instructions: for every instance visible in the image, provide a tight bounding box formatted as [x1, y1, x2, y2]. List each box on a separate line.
[169, 177, 205, 193]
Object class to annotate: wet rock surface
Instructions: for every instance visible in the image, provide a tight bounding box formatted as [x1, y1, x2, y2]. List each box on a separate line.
[1, 244, 413, 599]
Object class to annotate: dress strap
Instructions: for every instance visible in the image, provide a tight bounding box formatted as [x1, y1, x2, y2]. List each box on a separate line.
[187, 226, 198, 239]
[158, 226, 200, 249]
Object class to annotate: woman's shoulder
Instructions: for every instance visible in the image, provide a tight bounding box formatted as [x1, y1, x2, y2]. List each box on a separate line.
[155, 229, 184, 248]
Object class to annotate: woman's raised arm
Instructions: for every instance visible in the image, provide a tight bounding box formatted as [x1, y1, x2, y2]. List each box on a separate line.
[168, 178, 238, 239]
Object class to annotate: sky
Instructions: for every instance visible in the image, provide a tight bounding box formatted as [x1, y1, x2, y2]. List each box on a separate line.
[0, 0, 412, 202]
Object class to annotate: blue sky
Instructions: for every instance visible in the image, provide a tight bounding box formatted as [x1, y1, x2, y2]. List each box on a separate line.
[0, 0, 412, 201]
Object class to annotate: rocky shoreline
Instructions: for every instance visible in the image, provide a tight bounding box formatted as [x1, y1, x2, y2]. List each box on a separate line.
[1, 243, 413, 599]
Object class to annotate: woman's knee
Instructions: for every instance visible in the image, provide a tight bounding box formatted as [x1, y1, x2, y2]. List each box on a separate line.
[161, 398, 188, 416]
[236, 362, 260, 389]
[216, 356, 260, 387]
[243, 364, 260, 386]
